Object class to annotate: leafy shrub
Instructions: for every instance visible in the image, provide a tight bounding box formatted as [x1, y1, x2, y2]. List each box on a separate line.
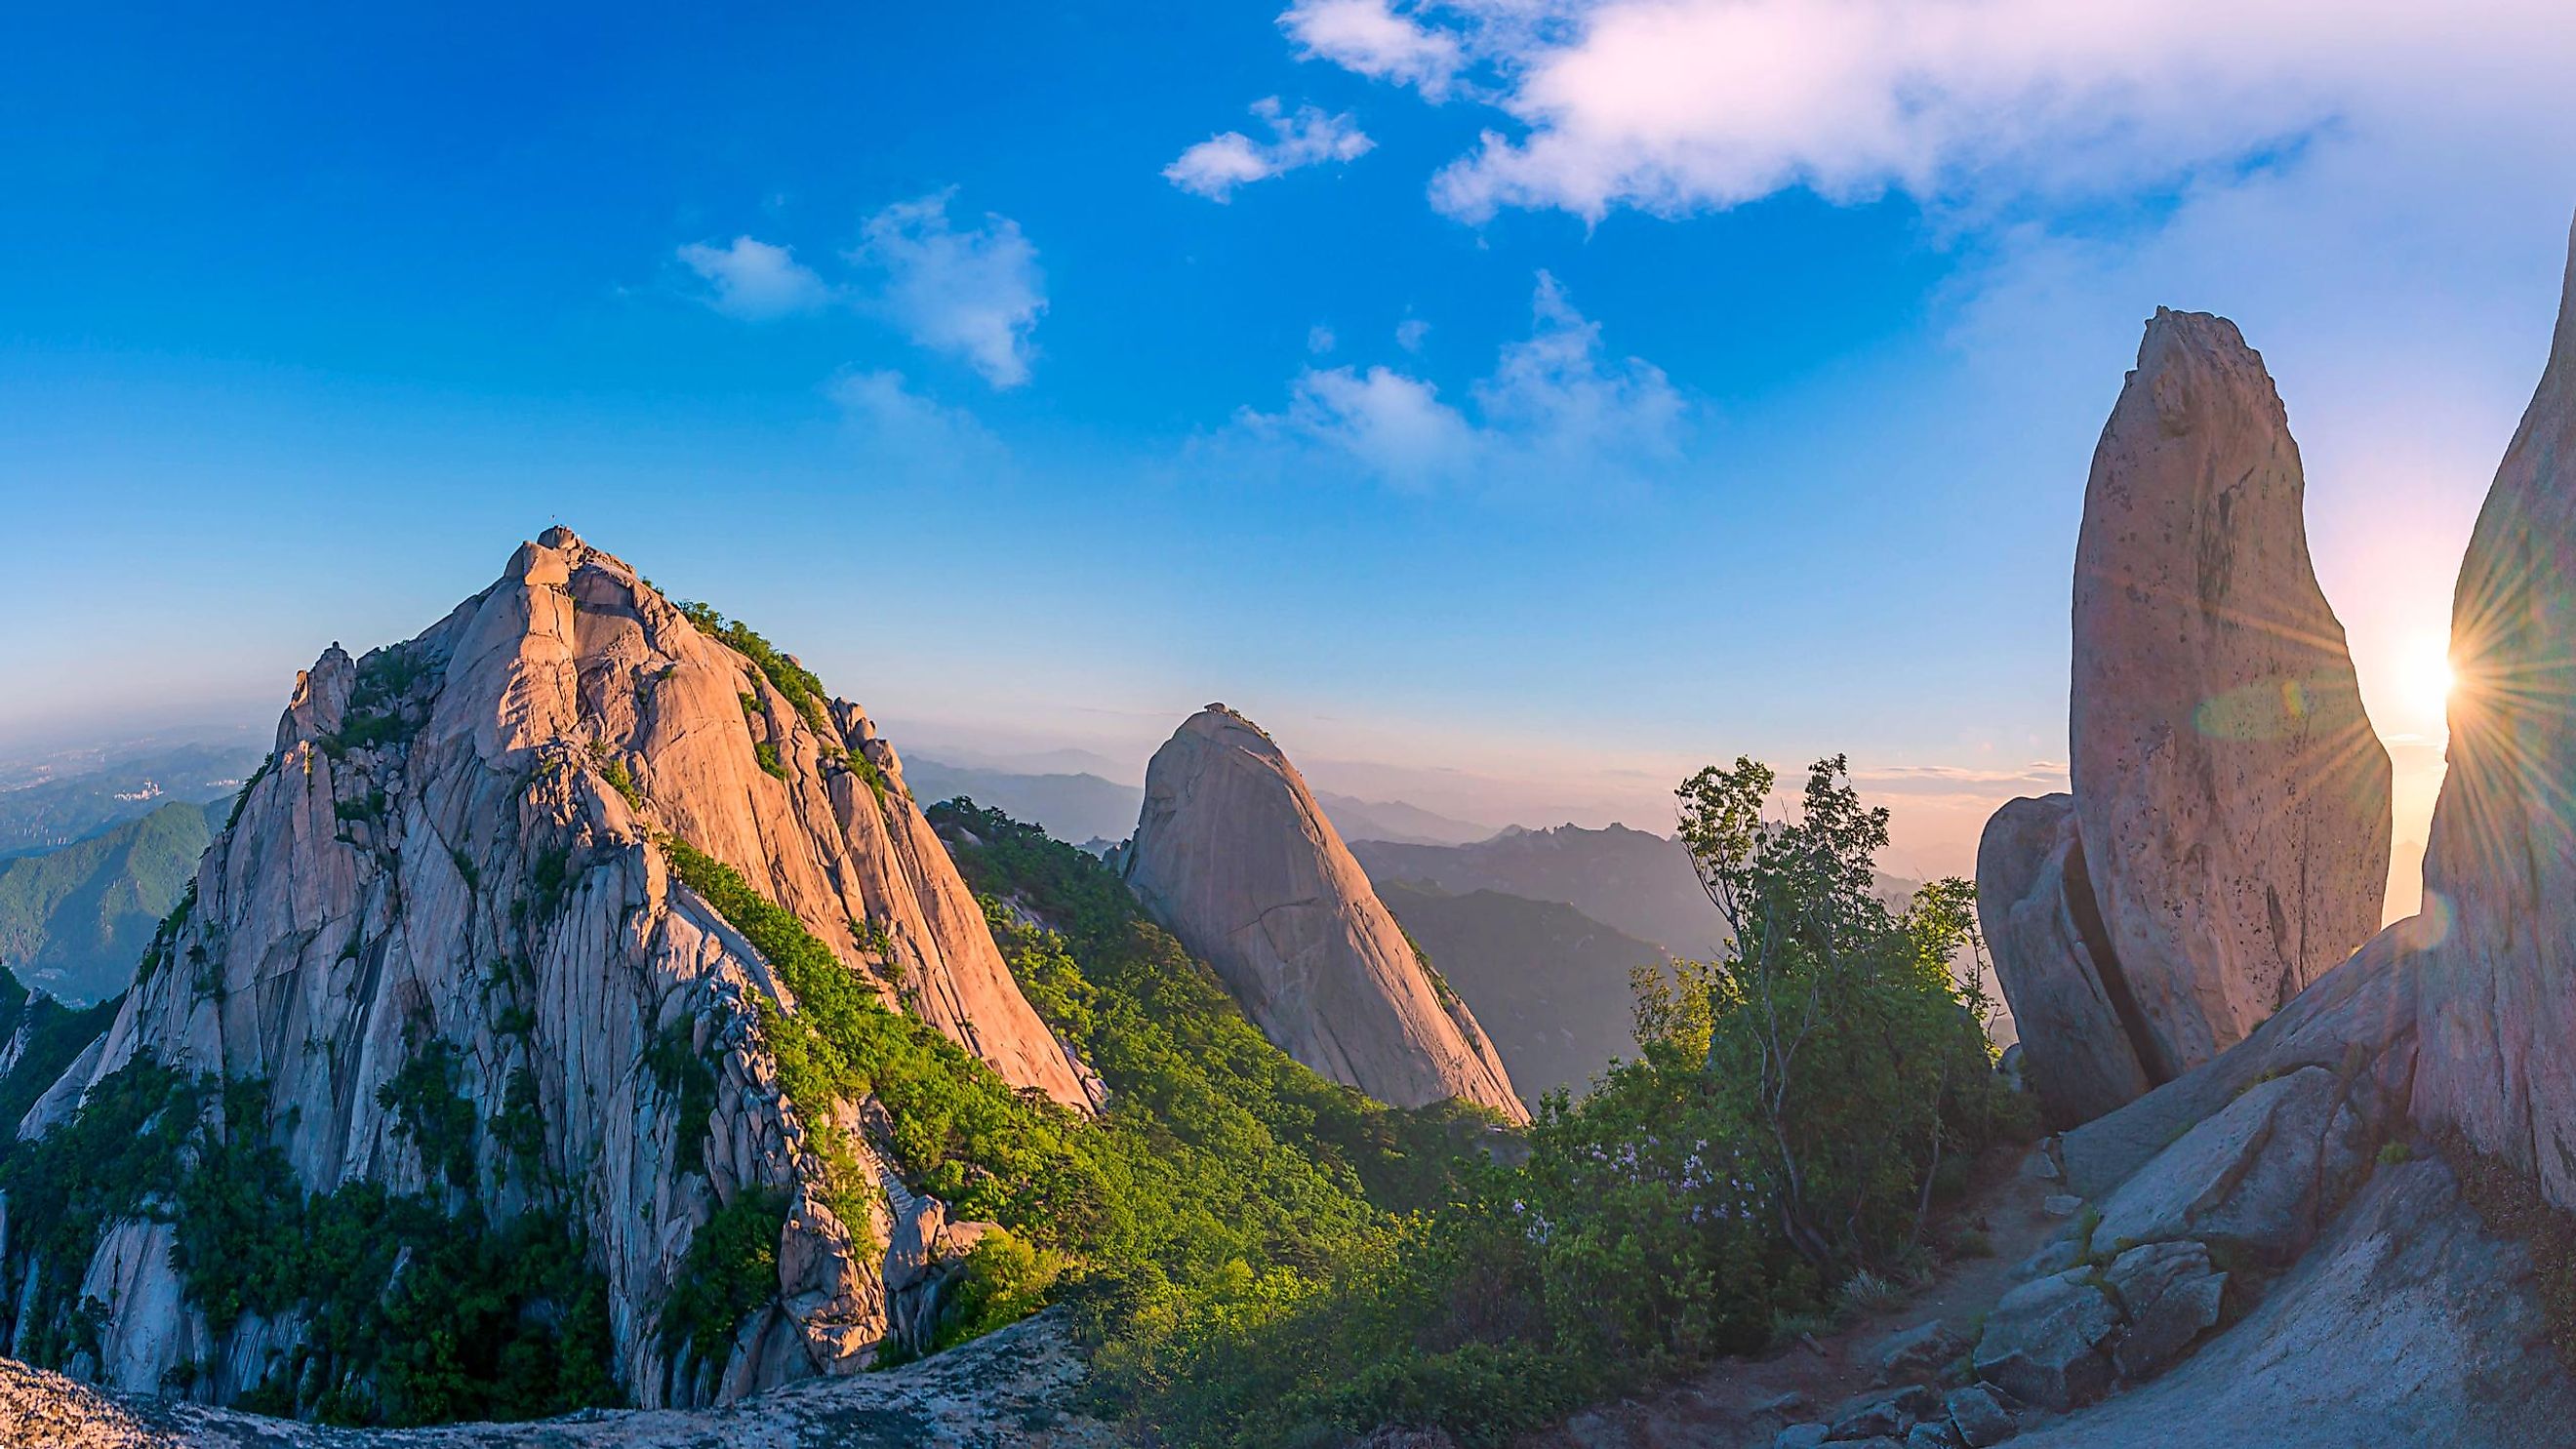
[753, 742, 787, 780]
[658, 1186, 788, 1386]
[642, 1018, 719, 1177]
[377, 1035, 479, 1188]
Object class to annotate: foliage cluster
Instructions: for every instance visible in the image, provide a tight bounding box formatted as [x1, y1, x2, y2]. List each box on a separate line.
[675, 600, 835, 741]
[376, 1033, 480, 1189]
[642, 1017, 719, 1176]
[657, 1186, 789, 1385]
[0, 1060, 617, 1426]
[0, 977, 120, 1169]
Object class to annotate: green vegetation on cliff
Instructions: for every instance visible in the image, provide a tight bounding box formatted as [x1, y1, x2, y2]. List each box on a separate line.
[0, 1063, 618, 1426]
[660, 827, 1453, 1363]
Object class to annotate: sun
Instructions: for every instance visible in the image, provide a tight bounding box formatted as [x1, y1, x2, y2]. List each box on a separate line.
[2394, 631, 2456, 724]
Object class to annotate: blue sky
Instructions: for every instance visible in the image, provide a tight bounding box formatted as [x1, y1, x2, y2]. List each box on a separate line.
[8, 1, 2576, 878]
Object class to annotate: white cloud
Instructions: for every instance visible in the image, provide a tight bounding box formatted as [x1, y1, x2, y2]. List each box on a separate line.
[848, 191, 1047, 388]
[1308, 323, 1339, 353]
[1280, 0, 1467, 100]
[1394, 317, 1431, 352]
[1275, 0, 2576, 223]
[1165, 98, 1376, 201]
[676, 236, 832, 320]
[1234, 271, 1684, 493]
[827, 369, 1005, 475]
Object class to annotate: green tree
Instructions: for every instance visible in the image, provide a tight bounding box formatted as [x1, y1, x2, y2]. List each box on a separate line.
[1677, 754, 2016, 1271]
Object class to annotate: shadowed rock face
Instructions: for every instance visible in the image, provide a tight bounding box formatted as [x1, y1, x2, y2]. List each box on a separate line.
[1121, 706, 1528, 1122]
[1983, 310, 2391, 1127]
[2414, 221, 2576, 1211]
[1975, 795, 2153, 1130]
[7, 528, 1090, 1412]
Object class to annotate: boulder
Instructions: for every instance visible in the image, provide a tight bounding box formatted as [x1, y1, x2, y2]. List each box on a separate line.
[2069, 309, 2391, 1080]
[2412, 219, 2576, 1211]
[1874, 1320, 1967, 1385]
[2100, 1240, 2227, 1381]
[1975, 796, 2154, 1129]
[1121, 706, 1526, 1121]
[1971, 1270, 2119, 1412]
[1943, 1384, 2018, 1447]
[2088, 1066, 2366, 1268]
[1775, 1426, 1831, 1449]
[1829, 1383, 1942, 1439]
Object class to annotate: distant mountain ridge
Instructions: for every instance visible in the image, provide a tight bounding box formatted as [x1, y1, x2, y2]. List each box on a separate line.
[0, 799, 221, 1004]
[0, 743, 258, 859]
[1352, 823, 1726, 958]
[1377, 880, 1665, 1103]
[900, 755, 1498, 852]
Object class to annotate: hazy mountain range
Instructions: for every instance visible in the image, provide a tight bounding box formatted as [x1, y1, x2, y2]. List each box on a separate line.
[903, 755, 1498, 850]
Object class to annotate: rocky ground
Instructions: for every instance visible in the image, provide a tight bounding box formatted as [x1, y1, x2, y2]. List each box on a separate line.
[0, 1310, 1110, 1449]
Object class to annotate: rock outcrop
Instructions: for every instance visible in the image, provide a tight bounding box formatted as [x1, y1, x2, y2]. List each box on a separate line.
[1120, 706, 1527, 1122]
[1974, 795, 2153, 1129]
[2411, 221, 2576, 1211]
[0, 529, 1093, 1414]
[1981, 310, 2392, 1126]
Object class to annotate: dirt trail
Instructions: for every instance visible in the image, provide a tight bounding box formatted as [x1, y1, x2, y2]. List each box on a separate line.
[1521, 1142, 2065, 1449]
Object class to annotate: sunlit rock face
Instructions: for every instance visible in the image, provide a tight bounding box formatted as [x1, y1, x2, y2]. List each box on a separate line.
[8, 528, 1089, 1409]
[1121, 705, 1528, 1123]
[2067, 309, 2393, 1081]
[2414, 221, 2576, 1211]
[1983, 310, 2391, 1127]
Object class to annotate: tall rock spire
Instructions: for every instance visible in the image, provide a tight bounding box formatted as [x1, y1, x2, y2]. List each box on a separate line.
[1121, 705, 1529, 1123]
[1981, 311, 2392, 1126]
[2413, 218, 2576, 1208]
[2069, 308, 2392, 1077]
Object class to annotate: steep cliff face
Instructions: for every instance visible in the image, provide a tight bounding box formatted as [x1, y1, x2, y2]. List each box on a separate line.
[0, 528, 1092, 1415]
[1120, 706, 1527, 1122]
[2068, 309, 2392, 1080]
[2413, 221, 2576, 1211]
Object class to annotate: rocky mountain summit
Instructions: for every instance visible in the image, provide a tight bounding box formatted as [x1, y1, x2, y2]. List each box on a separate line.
[1979, 310, 2391, 1129]
[0, 528, 1099, 1420]
[1119, 705, 1527, 1122]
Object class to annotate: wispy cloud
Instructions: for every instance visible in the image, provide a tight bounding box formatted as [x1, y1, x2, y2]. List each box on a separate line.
[1231, 270, 1683, 493]
[675, 236, 832, 320]
[1280, 0, 1466, 99]
[847, 190, 1047, 388]
[1165, 98, 1376, 202]
[827, 369, 1006, 476]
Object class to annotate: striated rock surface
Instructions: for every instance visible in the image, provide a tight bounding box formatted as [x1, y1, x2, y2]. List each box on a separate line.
[2069, 307, 2392, 1079]
[2413, 221, 2576, 1210]
[1, 528, 1091, 1413]
[1120, 706, 1527, 1122]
